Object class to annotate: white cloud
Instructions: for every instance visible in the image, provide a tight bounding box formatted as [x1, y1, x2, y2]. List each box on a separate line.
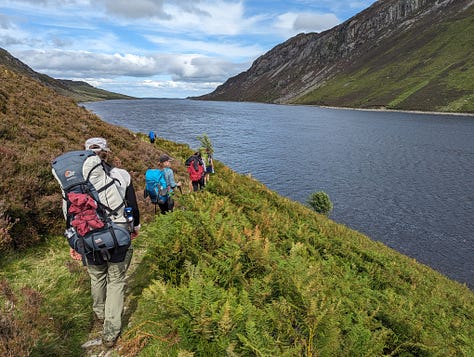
[99, 0, 170, 20]
[150, 53, 246, 82]
[0, 13, 31, 46]
[92, 0, 255, 37]
[88, 77, 218, 98]
[275, 12, 340, 36]
[0, 13, 11, 29]
[11, 49, 245, 83]
[6, 0, 90, 6]
[293, 13, 340, 32]
[145, 35, 262, 60]
[142, 79, 219, 92]
[13, 50, 158, 77]
[156, 1, 253, 36]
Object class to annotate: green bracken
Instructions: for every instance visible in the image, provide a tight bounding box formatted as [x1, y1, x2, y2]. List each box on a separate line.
[118, 170, 473, 356]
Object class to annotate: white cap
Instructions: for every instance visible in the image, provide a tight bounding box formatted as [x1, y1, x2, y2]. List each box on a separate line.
[85, 137, 110, 152]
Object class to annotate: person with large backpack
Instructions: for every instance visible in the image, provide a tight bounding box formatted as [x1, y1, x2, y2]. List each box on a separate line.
[158, 154, 182, 213]
[202, 148, 214, 185]
[185, 152, 205, 192]
[52, 137, 140, 348]
[144, 163, 168, 214]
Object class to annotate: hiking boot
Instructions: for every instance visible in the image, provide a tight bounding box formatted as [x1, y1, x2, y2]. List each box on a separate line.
[103, 335, 119, 348]
[103, 338, 116, 348]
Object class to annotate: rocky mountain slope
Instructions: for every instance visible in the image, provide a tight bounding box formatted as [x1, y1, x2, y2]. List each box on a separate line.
[197, 0, 474, 113]
[0, 47, 134, 102]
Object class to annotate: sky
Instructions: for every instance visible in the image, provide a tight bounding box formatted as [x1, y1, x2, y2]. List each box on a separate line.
[0, 0, 376, 98]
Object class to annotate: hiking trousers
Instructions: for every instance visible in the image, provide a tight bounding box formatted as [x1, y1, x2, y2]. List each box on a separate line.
[87, 247, 133, 342]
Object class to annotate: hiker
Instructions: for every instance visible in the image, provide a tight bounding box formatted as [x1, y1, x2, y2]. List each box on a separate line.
[185, 152, 205, 192]
[149, 130, 156, 144]
[82, 137, 140, 347]
[157, 154, 182, 213]
[202, 148, 214, 184]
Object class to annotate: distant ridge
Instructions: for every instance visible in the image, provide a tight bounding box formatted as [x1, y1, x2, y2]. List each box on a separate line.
[0, 47, 134, 102]
[196, 0, 474, 113]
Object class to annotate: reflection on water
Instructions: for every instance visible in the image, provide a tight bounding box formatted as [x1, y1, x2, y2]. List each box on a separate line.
[84, 99, 474, 288]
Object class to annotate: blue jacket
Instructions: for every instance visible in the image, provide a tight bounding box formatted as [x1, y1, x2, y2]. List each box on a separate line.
[163, 167, 177, 192]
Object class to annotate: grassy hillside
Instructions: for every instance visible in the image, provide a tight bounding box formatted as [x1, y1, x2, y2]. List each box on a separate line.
[0, 63, 473, 356]
[295, 6, 474, 113]
[56, 79, 135, 102]
[0, 47, 134, 102]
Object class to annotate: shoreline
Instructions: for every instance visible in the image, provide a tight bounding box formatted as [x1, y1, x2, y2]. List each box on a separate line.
[191, 98, 474, 117]
[312, 104, 474, 117]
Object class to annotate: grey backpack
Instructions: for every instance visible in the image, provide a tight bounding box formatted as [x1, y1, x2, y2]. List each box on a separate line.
[51, 150, 131, 261]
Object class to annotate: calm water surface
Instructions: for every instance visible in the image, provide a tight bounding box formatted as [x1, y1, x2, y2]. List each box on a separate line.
[84, 99, 474, 288]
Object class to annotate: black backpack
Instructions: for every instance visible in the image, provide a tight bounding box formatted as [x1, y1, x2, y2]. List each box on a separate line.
[51, 150, 131, 261]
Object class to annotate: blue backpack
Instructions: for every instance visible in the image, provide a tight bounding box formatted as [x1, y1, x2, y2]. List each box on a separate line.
[149, 131, 156, 143]
[144, 169, 168, 205]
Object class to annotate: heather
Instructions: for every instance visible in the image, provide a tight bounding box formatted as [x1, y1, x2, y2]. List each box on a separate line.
[0, 65, 473, 356]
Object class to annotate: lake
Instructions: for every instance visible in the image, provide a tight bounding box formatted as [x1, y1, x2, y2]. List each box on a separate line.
[83, 99, 474, 289]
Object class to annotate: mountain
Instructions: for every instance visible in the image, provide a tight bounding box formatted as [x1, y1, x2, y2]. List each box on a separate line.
[0, 47, 134, 102]
[197, 0, 474, 113]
